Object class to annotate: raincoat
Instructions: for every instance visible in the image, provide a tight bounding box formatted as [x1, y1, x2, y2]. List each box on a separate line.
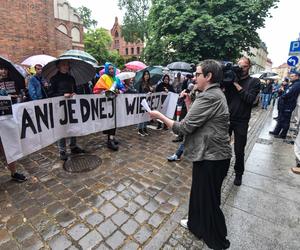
[93, 62, 125, 94]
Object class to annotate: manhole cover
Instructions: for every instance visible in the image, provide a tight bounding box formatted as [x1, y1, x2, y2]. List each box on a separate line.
[256, 138, 273, 145]
[63, 154, 102, 173]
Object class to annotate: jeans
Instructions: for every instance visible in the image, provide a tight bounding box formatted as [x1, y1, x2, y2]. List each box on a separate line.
[138, 122, 147, 129]
[262, 93, 271, 109]
[57, 137, 77, 153]
[175, 143, 184, 158]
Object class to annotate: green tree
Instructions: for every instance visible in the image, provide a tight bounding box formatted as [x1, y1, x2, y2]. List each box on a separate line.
[118, 0, 150, 42]
[76, 6, 98, 29]
[84, 28, 124, 67]
[145, 0, 279, 65]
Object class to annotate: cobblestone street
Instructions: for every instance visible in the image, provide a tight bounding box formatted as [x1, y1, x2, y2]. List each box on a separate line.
[0, 107, 269, 249]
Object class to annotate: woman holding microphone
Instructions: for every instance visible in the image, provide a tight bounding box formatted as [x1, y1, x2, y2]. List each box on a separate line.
[149, 59, 231, 250]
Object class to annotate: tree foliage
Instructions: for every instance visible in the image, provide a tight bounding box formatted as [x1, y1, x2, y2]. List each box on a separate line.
[118, 0, 150, 43]
[145, 0, 279, 65]
[84, 28, 125, 68]
[76, 6, 98, 29]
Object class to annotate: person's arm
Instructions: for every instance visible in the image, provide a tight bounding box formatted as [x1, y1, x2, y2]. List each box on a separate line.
[233, 78, 260, 104]
[282, 82, 300, 99]
[150, 94, 220, 135]
[28, 78, 38, 100]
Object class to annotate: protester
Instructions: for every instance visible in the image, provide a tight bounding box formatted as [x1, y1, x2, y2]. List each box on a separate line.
[155, 74, 175, 93]
[48, 60, 86, 160]
[224, 56, 260, 186]
[273, 78, 289, 120]
[167, 85, 196, 161]
[28, 64, 48, 100]
[271, 79, 280, 106]
[93, 62, 124, 150]
[0, 65, 27, 182]
[269, 71, 300, 139]
[150, 60, 231, 250]
[261, 79, 273, 110]
[173, 72, 183, 93]
[137, 70, 154, 136]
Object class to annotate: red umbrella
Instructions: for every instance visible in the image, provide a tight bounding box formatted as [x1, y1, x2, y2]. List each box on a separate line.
[125, 61, 147, 71]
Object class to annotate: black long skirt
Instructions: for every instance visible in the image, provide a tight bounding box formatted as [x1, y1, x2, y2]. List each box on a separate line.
[187, 159, 230, 250]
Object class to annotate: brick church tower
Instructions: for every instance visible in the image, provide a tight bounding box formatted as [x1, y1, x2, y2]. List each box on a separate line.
[0, 0, 84, 64]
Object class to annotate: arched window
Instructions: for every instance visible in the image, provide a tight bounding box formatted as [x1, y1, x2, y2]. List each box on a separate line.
[115, 31, 119, 38]
[57, 24, 68, 34]
[59, 3, 69, 20]
[71, 27, 80, 42]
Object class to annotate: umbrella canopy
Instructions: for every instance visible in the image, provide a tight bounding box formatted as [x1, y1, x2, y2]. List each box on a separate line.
[125, 61, 147, 71]
[21, 54, 56, 67]
[42, 57, 95, 86]
[117, 71, 136, 81]
[59, 50, 98, 66]
[14, 64, 27, 78]
[0, 56, 25, 92]
[167, 61, 194, 72]
[134, 66, 164, 90]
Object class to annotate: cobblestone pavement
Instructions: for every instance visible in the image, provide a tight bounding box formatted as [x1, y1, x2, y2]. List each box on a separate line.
[0, 107, 267, 250]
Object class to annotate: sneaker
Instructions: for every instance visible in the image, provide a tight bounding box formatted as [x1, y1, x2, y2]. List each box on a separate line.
[234, 175, 242, 186]
[180, 219, 188, 229]
[291, 167, 300, 174]
[167, 154, 180, 161]
[156, 123, 163, 130]
[59, 151, 68, 161]
[71, 146, 86, 154]
[138, 129, 145, 136]
[11, 172, 27, 183]
[113, 138, 119, 145]
[107, 140, 119, 151]
[143, 128, 149, 136]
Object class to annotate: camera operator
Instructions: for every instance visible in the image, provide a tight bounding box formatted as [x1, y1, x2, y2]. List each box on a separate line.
[224, 56, 260, 186]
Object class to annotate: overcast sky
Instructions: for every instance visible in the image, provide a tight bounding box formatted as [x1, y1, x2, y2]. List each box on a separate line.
[69, 0, 299, 67]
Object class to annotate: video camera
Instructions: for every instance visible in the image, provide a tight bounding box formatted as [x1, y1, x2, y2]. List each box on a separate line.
[221, 62, 243, 87]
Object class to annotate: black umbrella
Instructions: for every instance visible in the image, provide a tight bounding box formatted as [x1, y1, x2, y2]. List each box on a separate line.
[167, 61, 194, 72]
[42, 57, 95, 86]
[0, 56, 25, 92]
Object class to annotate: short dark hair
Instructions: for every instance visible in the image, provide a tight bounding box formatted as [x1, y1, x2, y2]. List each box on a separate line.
[199, 59, 223, 83]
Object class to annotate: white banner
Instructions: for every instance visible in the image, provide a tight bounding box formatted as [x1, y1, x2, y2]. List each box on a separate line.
[0, 92, 178, 163]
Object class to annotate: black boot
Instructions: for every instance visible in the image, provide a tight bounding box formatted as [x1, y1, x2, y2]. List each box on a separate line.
[107, 139, 119, 151]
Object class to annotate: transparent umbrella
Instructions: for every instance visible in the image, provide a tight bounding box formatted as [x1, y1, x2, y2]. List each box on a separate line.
[42, 57, 95, 86]
[59, 50, 98, 66]
[21, 54, 56, 67]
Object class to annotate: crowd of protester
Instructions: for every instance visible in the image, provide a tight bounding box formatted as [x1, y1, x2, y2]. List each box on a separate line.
[2, 55, 300, 250]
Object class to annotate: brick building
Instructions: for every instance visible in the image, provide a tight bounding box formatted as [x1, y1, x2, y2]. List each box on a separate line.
[0, 0, 84, 64]
[110, 17, 144, 60]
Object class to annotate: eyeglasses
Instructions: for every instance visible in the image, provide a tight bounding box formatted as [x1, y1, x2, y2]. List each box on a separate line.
[195, 72, 203, 78]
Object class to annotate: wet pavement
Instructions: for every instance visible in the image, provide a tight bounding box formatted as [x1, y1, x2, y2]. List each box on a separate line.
[0, 106, 298, 250]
